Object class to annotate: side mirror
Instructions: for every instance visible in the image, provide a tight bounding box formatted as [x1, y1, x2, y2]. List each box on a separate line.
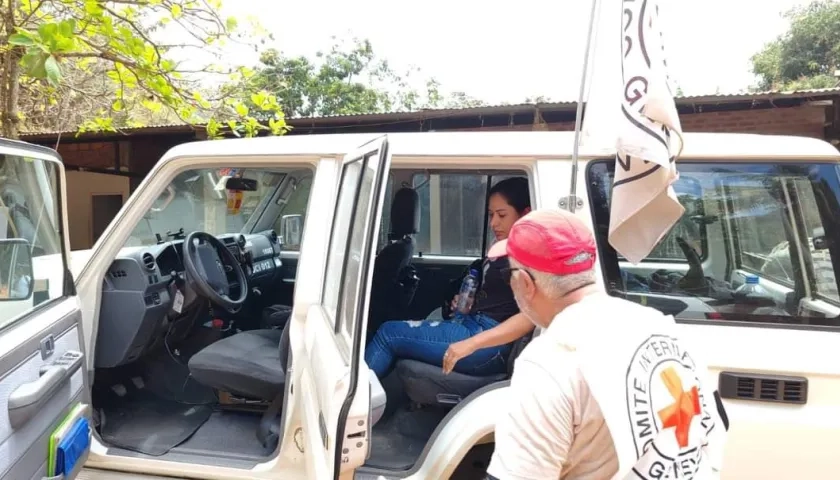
[0, 239, 34, 301]
[225, 177, 259, 192]
[279, 214, 302, 249]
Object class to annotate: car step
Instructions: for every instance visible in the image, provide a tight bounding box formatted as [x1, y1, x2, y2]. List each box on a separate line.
[79, 468, 187, 479]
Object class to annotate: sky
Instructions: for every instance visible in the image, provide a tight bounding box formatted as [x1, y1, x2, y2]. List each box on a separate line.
[215, 0, 813, 105]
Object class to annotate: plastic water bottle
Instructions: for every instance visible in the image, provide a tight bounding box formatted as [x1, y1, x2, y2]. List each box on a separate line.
[455, 269, 479, 314]
[733, 275, 776, 310]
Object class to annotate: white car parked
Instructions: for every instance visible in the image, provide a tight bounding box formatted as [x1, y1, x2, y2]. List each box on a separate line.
[0, 131, 838, 480]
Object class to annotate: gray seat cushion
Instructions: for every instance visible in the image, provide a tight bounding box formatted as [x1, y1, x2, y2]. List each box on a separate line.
[395, 359, 507, 406]
[188, 329, 285, 400]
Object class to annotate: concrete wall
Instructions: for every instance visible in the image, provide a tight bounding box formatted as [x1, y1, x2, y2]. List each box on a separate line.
[65, 171, 130, 250]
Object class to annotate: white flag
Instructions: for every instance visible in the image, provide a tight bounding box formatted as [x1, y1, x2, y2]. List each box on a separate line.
[608, 0, 684, 264]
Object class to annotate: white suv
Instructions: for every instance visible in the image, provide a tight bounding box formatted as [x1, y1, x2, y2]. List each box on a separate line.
[0, 132, 837, 480]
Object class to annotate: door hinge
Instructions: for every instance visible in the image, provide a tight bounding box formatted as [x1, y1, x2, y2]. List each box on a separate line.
[558, 195, 584, 211]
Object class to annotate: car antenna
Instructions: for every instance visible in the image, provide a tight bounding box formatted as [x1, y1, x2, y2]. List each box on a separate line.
[565, 0, 600, 214]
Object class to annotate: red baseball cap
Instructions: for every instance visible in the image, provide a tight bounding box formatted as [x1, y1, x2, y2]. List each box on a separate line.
[487, 209, 597, 275]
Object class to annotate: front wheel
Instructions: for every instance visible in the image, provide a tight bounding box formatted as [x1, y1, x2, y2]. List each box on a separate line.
[450, 443, 495, 480]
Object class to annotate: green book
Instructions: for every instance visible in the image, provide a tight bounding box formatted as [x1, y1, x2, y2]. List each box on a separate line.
[48, 403, 88, 476]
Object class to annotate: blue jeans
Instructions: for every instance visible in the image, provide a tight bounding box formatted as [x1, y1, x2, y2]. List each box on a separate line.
[365, 313, 510, 378]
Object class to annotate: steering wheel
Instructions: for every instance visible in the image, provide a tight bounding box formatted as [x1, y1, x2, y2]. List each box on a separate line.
[182, 231, 248, 312]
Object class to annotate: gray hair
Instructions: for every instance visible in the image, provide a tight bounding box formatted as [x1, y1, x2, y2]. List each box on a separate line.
[510, 258, 596, 300]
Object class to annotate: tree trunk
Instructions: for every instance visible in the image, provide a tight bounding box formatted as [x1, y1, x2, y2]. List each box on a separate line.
[0, 0, 20, 139]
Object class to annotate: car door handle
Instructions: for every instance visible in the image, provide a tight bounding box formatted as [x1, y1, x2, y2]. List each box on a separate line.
[8, 350, 83, 429]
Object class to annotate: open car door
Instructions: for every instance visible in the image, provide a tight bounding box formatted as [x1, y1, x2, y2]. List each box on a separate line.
[0, 140, 91, 479]
[299, 136, 391, 479]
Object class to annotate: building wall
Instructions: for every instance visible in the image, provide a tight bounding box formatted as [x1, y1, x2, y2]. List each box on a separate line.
[65, 171, 130, 250]
[57, 141, 121, 169]
[450, 105, 827, 139]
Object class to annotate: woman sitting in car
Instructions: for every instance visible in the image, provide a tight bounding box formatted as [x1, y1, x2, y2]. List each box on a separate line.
[365, 177, 535, 378]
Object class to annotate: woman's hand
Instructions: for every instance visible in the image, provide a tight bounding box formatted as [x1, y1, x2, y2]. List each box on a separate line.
[442, 339, 478, 375]
[449, 294, 460, 313]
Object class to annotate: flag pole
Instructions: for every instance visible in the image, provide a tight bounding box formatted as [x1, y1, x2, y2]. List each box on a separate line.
[568, 0, 601, 214]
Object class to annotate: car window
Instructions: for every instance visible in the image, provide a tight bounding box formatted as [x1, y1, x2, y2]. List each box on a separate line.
[271, 175, 313, 252]
[0, 153, 66, 329]
[322, 160, 361, 323]
[588, 160, 840, 327]
[411, 173, 488, 257]
[322, 149, 384, 344]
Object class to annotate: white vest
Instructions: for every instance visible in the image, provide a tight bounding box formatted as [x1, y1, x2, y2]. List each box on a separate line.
[549, 294, 729, 479]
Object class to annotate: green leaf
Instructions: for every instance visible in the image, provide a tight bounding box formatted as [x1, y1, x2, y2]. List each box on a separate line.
[141, 99, 163, 113]
[171, 4, 182, 17]
[58, 19, 76, 38]
[37, 23, 58, 41]
[84, 0, 104, 15]
[8, 34, 35, 46]
[227, 120, 241, 137]
[22, 52, 47, 78]
[44, 56, 61, 86]
[226, 17, 238, 31]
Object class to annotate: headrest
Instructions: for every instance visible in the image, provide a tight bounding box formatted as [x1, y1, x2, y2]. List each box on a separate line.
[389, 187, 420, 238]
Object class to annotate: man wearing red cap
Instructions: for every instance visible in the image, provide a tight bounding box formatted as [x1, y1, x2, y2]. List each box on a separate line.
[484, 209, 728, 480]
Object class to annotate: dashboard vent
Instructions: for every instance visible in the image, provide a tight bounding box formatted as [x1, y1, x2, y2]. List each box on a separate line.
[141, 253, 156, 271]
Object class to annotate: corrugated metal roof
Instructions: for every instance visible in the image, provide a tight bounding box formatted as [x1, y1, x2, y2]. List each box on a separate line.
[19, 87, 840, 138]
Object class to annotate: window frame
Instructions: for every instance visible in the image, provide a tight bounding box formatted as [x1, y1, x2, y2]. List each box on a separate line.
[586, 158, 840, 329]
[0, 140, 74, 333]
[269, 174, 314, 252]
[395, 169, 529, 259]
[321, 156, 366, 330]
[320, 138, 392, 349]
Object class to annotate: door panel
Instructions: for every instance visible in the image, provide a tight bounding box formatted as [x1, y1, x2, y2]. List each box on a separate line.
[0, 302, 90, 480]
[300, 136, 391, 479]
[0, 140, 91, 480]
[408, 255, 476, 319]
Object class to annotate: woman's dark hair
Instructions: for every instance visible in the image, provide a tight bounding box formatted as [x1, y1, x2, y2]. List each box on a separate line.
[488, 177, 530, 214]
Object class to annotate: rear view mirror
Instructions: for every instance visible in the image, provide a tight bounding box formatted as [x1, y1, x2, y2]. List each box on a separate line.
[0, 239, 33, 301]
[225, 177, 259, 192]
[279, 214, 302, 249]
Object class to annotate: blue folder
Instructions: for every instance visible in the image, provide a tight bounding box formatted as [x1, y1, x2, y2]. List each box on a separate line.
[55, 417, 90, 476]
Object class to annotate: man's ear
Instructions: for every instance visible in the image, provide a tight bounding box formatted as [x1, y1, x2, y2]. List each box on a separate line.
[515, 270, 537, 300]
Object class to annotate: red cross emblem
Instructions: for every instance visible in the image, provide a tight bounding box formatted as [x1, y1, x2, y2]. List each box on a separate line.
[657, 366, 701, 448]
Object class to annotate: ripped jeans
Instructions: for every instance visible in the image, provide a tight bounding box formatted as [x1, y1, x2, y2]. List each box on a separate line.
[365, 313, 510, 378]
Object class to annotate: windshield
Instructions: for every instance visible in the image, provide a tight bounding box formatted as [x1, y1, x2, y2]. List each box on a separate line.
[126, 168, 285, 246]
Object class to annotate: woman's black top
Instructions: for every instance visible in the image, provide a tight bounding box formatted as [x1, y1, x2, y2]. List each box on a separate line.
[470, 256, 519, 323]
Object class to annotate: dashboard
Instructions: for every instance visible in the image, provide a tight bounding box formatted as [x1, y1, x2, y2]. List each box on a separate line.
[95, 230, 283, 368]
